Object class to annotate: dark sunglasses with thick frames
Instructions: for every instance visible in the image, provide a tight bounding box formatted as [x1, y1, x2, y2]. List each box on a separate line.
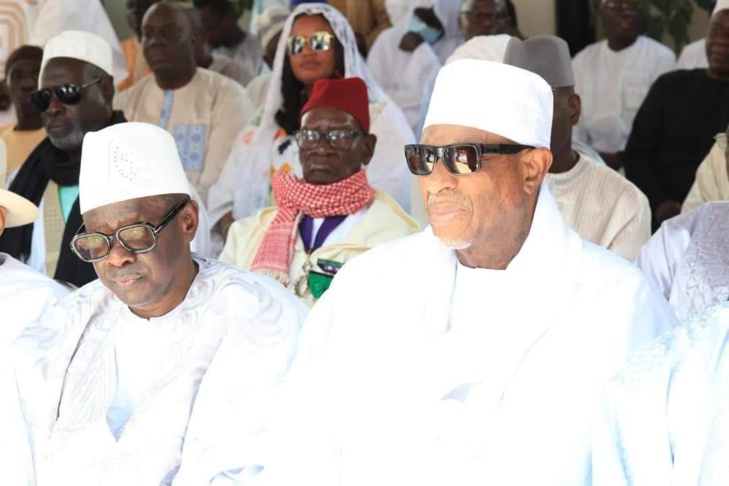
[30, 77, 102, 112]
[294, 129, 365, 150]
[286, 31, 335, 55]
[70, 198, 190, 263]
[405, 143, 534, 176]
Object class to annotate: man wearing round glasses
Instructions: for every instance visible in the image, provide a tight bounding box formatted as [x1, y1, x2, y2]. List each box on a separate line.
[256, 60, 677, 485]
[11, 122, 305, 484]
[0, 30, 125, 288]
[221, 77, 418, 306]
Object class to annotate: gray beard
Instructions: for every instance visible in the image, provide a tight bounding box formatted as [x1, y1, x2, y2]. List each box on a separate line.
[48, 126, 85, 151]
[436, 236, 472, 250]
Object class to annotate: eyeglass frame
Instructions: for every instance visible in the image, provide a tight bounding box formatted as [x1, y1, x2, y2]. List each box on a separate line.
[286, 31, 335, 56]
[30, 77, 102, 112]
[404, 143, 534, 176]
[293, 129, 366, 150]
[69, 198, 191, 263]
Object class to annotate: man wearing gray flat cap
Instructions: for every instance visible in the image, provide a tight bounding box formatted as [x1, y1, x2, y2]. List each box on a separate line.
[504, 35, 651, 261]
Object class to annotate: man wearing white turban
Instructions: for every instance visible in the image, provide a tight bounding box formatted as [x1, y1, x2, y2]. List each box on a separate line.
[240, 60, 677, 485]
[10, 122, 305, 484]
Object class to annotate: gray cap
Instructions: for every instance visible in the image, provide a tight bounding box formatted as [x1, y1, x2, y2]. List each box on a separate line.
[503, 35, 575, 89]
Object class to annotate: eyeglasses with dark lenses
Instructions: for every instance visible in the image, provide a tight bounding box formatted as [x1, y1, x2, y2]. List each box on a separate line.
[294, 129, 364, 150]
[29, 77, 102, 112]
[70, 198, 190, 263]
[286, 31, 335, 55]
[404, 143, 534, 176]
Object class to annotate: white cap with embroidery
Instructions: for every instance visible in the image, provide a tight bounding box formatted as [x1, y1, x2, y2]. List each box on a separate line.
[40, 30, 113, 87]
[79, 123, 191, 214]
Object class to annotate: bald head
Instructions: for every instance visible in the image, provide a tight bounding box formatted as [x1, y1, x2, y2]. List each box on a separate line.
[142, 1, 198, 89]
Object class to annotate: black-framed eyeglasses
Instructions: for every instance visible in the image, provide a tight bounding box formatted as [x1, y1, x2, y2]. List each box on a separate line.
[70, 198, 190, 263]
[30, 77, 102, 112]
[294, 129, 365, 150]
[404, 143, 533, 176]
[286, 31, 334, 55]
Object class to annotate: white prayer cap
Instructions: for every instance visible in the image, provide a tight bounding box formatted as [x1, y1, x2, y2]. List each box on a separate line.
[256, 5, 291, 49]
[446, 34, 512, 64]
[503, 36, 575, 89]
[0, 140, 38, 228]
[714, 0, 729, 17]
[423, 59, 553, 148]
[79, 123, 191, 215]
[40, 31, 113, 88]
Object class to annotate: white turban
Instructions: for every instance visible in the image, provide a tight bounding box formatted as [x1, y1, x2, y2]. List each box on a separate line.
[423, 59, 553, 148]
[79, 123, 191, 214]
[40, 30, 113, 87]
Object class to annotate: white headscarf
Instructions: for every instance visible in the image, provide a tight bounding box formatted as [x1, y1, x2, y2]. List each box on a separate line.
[256, 3, 389, 150]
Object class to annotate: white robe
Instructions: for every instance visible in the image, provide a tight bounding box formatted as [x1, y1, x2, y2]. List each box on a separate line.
[681, 139, 728, 213]
[636, 201, 729, 322]
[675, 38, 708, 70]
[592, 302, 729, 486]
[10, 257, 306, 485]
[0, 253, 68, 485]
[546, 152, 651, 260]
[573, 36, 675, 153]
[367, 0, 463, 131]
[207, 4, 415, 225]
[247, 185, 678, 486]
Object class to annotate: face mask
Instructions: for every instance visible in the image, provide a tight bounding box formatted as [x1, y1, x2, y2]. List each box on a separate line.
[409, 14, 443, 45]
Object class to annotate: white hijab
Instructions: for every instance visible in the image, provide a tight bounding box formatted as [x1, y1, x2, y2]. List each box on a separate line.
[387, 0, 465, 62]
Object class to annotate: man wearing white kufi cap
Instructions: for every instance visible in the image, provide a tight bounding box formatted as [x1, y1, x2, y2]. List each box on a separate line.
[11, 122, 305, 484]
[247, 60, 677, 485]
[675, 0, 729, 70]
[0, 30, 126, 288]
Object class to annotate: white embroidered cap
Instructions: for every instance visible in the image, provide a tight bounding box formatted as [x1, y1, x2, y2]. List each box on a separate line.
[79, 123, 191, 214]
[423, 59, 554, 148]
[714, 0, 729, 16]
[39, 30, 113, 88]
[0, 139, 39, 228]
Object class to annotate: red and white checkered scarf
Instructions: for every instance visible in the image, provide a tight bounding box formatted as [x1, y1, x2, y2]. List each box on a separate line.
[250, 170, 374, 286]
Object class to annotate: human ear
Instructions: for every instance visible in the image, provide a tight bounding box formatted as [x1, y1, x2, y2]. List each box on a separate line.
[521, 147, 552, 195]
[360, 134, 377, 167]
[180, 200, 199, 244]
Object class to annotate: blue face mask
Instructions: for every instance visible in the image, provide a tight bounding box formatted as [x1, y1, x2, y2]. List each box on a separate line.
[409, 15, 443, 45]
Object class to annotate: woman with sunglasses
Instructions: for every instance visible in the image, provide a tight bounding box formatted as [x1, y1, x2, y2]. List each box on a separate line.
[208, 3, 415, 241]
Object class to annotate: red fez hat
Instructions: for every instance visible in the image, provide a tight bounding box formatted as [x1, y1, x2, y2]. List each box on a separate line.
[300, 77, 370, 133]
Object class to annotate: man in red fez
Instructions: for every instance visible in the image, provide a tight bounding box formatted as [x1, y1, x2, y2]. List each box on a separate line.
[220, 76, 419, 305]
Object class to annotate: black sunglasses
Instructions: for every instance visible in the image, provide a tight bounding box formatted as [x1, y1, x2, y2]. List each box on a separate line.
[30, 77, 102, 112]
[70, 198, 190, 263]
[404, 143, 533, 176]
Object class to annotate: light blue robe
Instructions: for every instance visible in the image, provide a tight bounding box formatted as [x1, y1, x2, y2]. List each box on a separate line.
[593, 302, 729, 485]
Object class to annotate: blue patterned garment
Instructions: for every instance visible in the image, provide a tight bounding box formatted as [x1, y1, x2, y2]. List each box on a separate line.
[172, 124, 207, 172]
